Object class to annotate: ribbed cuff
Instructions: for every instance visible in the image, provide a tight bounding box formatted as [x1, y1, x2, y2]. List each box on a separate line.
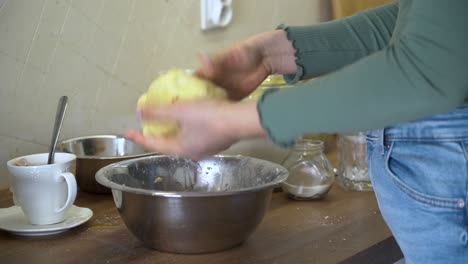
[276, 24, 304, 85]
[277, 19, 381, 82]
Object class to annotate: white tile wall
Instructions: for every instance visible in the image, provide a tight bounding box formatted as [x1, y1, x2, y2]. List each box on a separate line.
[0, 0, 331, 189]
[0, 0, 45, 63]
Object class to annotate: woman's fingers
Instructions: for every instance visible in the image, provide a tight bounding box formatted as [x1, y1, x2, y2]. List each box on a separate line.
[194, 52, 215, 79]
[124, 130, 151, 148]
[138, 105, 180, 123]
[124, 130, 182, 156]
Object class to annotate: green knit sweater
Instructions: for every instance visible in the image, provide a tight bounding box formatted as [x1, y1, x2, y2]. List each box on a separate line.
[257, 0, 468, 147]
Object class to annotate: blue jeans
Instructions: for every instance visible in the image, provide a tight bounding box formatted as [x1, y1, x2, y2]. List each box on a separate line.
[367, 106, 468, 264]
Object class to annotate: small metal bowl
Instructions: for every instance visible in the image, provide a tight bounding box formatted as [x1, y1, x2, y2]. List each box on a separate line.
[95, 155, 288, 253]
[59, 135, 154, 194]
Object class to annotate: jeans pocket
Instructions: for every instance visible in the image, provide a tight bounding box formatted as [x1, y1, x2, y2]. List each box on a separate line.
[383, 141, 466, 210]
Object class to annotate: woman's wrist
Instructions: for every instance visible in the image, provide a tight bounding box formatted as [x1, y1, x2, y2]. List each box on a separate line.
[220, 101, 266, 142]
[246, 30, 297, 75]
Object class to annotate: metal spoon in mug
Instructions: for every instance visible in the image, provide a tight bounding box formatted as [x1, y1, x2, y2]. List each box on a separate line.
[47, 96, 68, 164]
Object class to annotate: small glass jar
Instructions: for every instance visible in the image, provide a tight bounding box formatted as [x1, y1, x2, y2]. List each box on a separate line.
[281, 139, 334, 200]
[337, 132, 373, 191]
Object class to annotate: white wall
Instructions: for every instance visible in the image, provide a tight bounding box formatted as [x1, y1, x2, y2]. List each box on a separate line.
[0, 0, 331, 189]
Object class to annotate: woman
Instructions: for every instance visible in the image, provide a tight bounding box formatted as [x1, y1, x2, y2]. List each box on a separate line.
[126, 1, 468, 263]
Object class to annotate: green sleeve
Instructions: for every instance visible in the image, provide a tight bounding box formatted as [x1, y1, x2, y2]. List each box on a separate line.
[258, 0, 468, 147]
[281, 2, 398, 83]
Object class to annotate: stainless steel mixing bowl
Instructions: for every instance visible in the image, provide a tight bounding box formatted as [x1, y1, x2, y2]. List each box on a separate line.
[59, 135, 154, 193]
[95, 155, 288, 253]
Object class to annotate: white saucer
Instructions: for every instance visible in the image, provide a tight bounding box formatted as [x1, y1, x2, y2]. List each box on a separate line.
[0, 205, 93, 236]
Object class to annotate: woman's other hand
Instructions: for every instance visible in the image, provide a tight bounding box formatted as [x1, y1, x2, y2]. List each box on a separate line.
[195, 30, 297, 101]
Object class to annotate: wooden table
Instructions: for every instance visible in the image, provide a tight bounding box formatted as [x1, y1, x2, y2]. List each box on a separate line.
[0, 183, 401, 264]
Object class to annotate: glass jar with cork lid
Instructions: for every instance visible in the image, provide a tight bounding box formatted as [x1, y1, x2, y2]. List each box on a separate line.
[281, 139, 335, 200]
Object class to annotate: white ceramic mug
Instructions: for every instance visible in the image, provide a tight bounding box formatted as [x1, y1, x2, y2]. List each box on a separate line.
[7, 153, 78, 225]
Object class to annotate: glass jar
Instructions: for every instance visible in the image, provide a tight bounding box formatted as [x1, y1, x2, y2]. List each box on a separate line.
[281, 139, 335, 200]
[337, 132, 373, 191]
[302, 133, 337, 153]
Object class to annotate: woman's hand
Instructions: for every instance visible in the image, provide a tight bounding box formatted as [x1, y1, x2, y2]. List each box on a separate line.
[195, 30, 297, 101]
[125, 100, 266, 160]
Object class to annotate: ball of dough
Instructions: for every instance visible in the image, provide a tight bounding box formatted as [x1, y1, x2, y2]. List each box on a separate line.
[137, 69, 227, 137]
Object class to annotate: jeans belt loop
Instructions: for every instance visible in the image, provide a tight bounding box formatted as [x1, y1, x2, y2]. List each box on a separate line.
[378, 128, 385, 155]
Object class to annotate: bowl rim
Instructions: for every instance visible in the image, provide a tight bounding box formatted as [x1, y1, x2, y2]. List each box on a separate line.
[58, 134, 157, 160]
[95, 154, 289, 198]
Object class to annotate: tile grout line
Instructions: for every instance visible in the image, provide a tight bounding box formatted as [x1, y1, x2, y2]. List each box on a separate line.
[89, 0, 137, 125]
[16, 0, 48, 92]
[40, 0, 73, 85]
[35, 0, 72, 107]
[40, 0, 119, 82]
[68, 0, 106, 98]
[0, 134, 48, 147]
[109, 0, 136, 77]
[0, 0, 7, 15]
[145, 0, 172, 84]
